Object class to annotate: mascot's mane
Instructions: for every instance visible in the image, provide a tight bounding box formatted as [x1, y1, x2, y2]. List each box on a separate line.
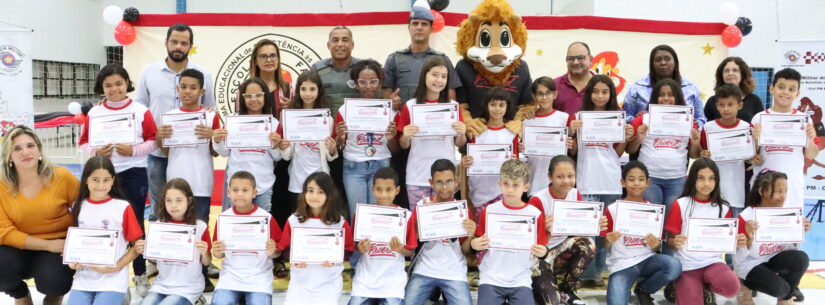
[456, 0, 528, 86]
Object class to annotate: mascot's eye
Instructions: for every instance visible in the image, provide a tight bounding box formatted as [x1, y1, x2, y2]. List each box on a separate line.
[480, 30, 492, 48]
[500, 30, 511, 48]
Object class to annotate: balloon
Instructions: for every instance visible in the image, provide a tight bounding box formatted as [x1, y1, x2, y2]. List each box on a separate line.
[123, 7, 140, 23]
[67, 102, 82, 115]
[102, 5, 124, 26]
[431, 10, 445, 33]
[81, 101, 94, 115]
[73, 114, 86, 125]
[114, 21, 137, 45]
[428, 0, 449, 12]
[721, 25, 743, 48]
[736, 16, 753, 36]
[719, 2, 739, 25]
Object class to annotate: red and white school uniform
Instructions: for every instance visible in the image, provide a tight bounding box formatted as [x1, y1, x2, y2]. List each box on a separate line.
[352, 204, 418, 299]
[700, 119, 752, 208]
[475, 200, 548, 288]
[395, 99, 464, 187]
[276, 125, 338, 194]
[522, 110, 572, 196]
[631, 113, 698, 179]
[468, 126, 519, 208]
[334, 105, 397, 162]
[78, 99, 157, 173]
[528, 187, 582, 248]
[150, 219, 211, 303]
[733, 206, 801, 279]
[409, 197, 470, 282]
[576, 112, 623, 196]
[601, 200, 657, 274]
[71, 198, 143, 293]
[214, 114, 281, 195]
[664, 196, 732, 271]
[213, 205, 282, 294]
[165, 107, 222, 197]
[278, 214, 354, 305]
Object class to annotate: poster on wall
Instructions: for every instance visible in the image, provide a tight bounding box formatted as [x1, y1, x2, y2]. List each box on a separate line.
[0, 27, 34, 136]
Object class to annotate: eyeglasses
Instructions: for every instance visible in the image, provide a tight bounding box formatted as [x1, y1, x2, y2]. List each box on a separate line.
[357, 79, 380, 87]
[257, 53, 278, 61]
[535, 92, 554, 98]
[566, 55, 588, 62]
[242, 92, 265, 99]
[433, 180, 456, 188]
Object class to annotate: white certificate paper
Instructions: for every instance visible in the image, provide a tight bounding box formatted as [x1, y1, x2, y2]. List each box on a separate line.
[467, 144, 513, 176]
[144, 222, 197, 263]
[344, 99, 392, 132]
[225, 115, 275, 149]
[613, 201, 664, 238]
[89, 113, 137, 148]
[579, 111, 626, 143]
[217, 215, 270, 251]
[161, 112, 208, 147]
[289, 227, 345, 264]
[353, 204, 409, 244]
[486, 213, 537, 251]
[754, 208, 805, 243]
[281, 109, 332, 142]
[685, 218, 738, 254]
[707, 128, 755, 162]
[551, 200, 603, 236]
[416, 200, 470, 241]
[522, 126, 567, 157]
[758, 114, 808, 147]
[63, 227, 119, 267]
[648, 105, 694, 137]
[410, 103, 459, 137]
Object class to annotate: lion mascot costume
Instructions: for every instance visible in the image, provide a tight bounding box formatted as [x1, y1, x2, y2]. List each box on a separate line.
[455, 0, 534, 137]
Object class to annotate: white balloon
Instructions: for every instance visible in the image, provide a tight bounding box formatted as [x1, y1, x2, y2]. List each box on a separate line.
[68, 102, 82, 115]
[719, 2, 740, 25]
[102, 5, 123, 26]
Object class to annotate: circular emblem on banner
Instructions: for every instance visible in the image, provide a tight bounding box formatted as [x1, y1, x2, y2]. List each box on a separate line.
[784, 50, 801, 65]
[0, 45, 25, 76]
[215, 34, 322, 118]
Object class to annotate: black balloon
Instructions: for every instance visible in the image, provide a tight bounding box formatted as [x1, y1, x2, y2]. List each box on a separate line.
[736, 17, 753, 37]
[123, 7, 140, 23]
[429, 0, 449, 12]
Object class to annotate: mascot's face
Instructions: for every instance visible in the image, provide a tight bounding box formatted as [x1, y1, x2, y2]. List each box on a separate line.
[467, 18, 523, 73]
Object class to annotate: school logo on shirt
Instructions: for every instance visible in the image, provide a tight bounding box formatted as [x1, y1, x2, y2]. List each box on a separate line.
[758, 243, 783, 256]
[356, 133, 385, 146]
[622, 235, 647, 247]
[299, 141, 321, 151]
[765, 146, 793, 153]
[653, 137, 682, 149]
[367, 243, 397, 257]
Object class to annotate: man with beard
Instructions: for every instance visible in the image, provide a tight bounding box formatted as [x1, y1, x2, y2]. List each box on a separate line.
[553, 42, 595, 115]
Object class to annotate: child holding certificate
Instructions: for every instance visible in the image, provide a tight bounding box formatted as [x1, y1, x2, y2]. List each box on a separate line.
[350, 167, 418, 304]
[602, 161, 682, 305]
[461, 86, 520, 214]
[471, 159, 548, 305]
[734, 170, 811, 305]
[155, 69, 222, 223]
[277, 172, 354, 305]
[137, 178, 212, 305]
[65, 157, 143, 305]
[664, 158, 744, 305]
[212, 171, 282, 305]
[396, 57, 467, 206]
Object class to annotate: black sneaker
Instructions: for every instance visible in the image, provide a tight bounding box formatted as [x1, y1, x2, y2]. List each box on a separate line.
[560, 288, 586, 305]
[703, 289, 717, 305]
[792, 287, 804, 302]
[664, 283, 676, 303]
[634, 285, 654, 305]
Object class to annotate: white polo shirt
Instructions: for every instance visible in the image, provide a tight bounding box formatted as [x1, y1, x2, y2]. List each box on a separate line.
[664, 196, 732, 271]
[150, 219, 211, 303]
[165, 107, 222, 197]
[213, 205, 282, 294]
[522, 110, 572, 196]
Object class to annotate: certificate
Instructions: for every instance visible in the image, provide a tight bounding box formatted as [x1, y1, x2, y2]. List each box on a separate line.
[648, 105, 694, 137]
[579, 111, 626, 143]
[217, 215, 270, 251]
[613, 201, 664, 238]
[754, 208, 805, 243]
[467, 144, 513, 176]
[522, 126, 567, 157]
[353, 204, 409, 244]
[706, 128, 755, 162]
[410, 103, 459, 136]
[758, 114, 808, 147]
[685, 218, 738, 254]
[224, 115, 275, 149]
[289, 227, 345, 264]
[63, 227, 119, 266]
[143, 222, 197, 263]
[416, 200, 470, 241]
[486, 213, 537, 251]
[161, 112, 208, 147]
[344, 99, 392, 132]
[551, 200, 603, 236]
[281, 109, 332, 142]
[88, 113, 137, 148]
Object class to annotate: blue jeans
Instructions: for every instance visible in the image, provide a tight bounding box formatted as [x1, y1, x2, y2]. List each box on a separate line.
[193, 196, 210, 224]
[477, 284, 534, 305]
[580, 194, 620, 281]
[349, 296, 404, 305]
[606, 254, 682, 305]
[343, 158, 391, 218]
[147, 155, 168, 221]
[644, 176, 686, 218]
[404, 274, 473, 305]
[211, 289, 271, 305]
[140, 292, 192, 305]
[118, 167, 147, 276]
[66, 289, 125, 305]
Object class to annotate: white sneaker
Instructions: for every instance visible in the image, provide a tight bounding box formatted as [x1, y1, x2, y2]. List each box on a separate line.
[134, 274, 150, 297]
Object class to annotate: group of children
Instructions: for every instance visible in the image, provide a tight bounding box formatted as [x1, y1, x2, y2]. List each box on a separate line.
[62, 57, 815, 305]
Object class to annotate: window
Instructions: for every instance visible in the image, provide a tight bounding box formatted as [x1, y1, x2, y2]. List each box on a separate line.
[33, 60, 100, 99]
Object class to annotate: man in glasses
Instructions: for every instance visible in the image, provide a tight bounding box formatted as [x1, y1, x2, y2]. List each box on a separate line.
[554, 42, 594, 115]
[311, 26, 361, 118]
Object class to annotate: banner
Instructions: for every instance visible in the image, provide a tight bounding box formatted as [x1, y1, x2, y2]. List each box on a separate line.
[0, 28, 34, 136]
[126, 13, 727, 118]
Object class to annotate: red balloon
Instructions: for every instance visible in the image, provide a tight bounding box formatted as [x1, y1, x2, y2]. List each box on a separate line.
[721, 25, 742, 48]
[114, 20, 136, 45]
[73, 114, 86, 125]
[431, 10, 445, 33]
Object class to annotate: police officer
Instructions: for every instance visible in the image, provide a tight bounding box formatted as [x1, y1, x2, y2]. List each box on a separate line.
[311, 25, 361, 117]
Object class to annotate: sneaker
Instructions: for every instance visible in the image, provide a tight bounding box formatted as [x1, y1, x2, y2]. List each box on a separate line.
[560, 288, 587, 305]
[468, 271, 479, 288]
[121, 289, 131, 305]
[207, 263, 221, 279]
[634, 285, 654, 305]
[737, 285, 756, 305]
[777, 297, 797, 305]
[204, 276, 215, 293]
[194, 295, 207, 305]
[664, 283, 676, 303]
[703, 288, 717, 305]
[273, 258, 289, 278]
[134, 274, 150, 297]
[792, 287, 804, 302]
[580, 278, 605, 288]
[145, 260, 159, 278]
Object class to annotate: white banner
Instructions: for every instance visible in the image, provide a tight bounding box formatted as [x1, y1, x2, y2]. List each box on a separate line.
[0, 28, 34, 136]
